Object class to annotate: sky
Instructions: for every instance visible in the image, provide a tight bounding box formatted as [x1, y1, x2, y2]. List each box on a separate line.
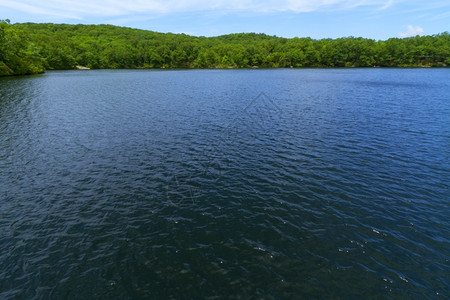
[1, 0, 449, 40]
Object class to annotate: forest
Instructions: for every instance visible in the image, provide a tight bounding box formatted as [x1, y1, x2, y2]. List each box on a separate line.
[1, 19, 449, 76]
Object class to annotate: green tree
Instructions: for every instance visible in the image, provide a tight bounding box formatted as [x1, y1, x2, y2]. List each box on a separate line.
[1, 20, 44, 75]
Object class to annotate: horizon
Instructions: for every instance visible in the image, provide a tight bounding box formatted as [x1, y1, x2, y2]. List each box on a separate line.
[9, 20, 449, 41]
[1, 0, 449, 40]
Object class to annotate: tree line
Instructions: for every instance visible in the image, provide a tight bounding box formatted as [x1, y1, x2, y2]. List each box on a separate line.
[1, 20, 449, 76]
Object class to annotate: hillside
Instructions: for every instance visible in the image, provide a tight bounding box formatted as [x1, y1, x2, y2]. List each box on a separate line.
[1, 20, 449, 76]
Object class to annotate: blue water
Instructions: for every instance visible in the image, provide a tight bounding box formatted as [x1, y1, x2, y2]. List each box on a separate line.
[0, 69, 449, 298]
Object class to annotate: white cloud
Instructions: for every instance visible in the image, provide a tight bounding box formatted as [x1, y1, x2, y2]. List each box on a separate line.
[0, 0, 395, 19]
[0, 0, 79, 18]
[380, 0, 394, 10]
[398, 25, 424, 37]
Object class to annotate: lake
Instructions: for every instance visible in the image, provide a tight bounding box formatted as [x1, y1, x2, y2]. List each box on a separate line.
[0, 69, 449, 299]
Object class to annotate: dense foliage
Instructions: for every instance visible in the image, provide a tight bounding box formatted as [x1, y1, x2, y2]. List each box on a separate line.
[0, 20, 45, 75]
[1, 21, 449, 75]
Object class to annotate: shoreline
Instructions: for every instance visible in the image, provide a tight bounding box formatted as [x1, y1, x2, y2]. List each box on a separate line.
[2, 65, 448, 77]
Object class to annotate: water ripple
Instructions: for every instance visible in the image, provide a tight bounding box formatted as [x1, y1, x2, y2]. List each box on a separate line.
[1, 69, 449, 299]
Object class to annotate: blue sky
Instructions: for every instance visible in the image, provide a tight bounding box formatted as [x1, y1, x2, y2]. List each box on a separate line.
[1, 0, 449, 40]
